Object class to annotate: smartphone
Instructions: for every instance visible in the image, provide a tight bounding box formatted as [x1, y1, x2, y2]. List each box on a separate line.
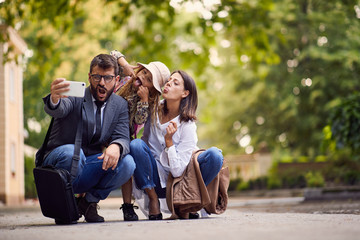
[62, 81, 86, 97]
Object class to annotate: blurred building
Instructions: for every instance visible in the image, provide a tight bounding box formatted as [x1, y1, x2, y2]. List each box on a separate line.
[226, 151, 272, 181]
[0, 25, 27, 205]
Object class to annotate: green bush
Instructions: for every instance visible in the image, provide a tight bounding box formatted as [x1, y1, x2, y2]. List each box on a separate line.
[323, 150, 360, 186]
[328, 93, 360, 155]
[297, 156, 309, 163]
[280, 156, 294, 163]
[228, 178, 242, 191]
[24, 156, 37, 198]
[267, 161, 281, 189]
[344, 170, 360, 185]
[305, 171, 325, 188]
[248, 177, 268, 190]
[237, 181, 249, 191]
[229, 150, 359, 191]
[267, 175, 281, 189]
[281, 172, 307, 189]
[315, 155, 327, 162]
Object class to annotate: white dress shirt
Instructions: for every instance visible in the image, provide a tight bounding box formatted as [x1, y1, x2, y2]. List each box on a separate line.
[133, 113, 198, 216]
[142, 113, 198, 188]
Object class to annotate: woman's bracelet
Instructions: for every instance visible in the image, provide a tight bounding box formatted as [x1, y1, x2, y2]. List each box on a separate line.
[138, 101, 149, 107]
[110, 50, 125, 60]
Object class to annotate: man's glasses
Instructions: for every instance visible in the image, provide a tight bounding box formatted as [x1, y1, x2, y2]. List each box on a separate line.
[90, 74, 115, 83]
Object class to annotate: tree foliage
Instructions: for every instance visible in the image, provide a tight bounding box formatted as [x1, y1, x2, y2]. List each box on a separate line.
[1, 0, 88, 147]
[1, 0, 360, 158]
[197, 0, 360, 157]
[328, 93, 360, 155]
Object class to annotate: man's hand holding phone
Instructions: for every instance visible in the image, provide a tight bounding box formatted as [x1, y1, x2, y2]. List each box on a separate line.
[50, 78, 86, 104]
[50, 78, 70, 104]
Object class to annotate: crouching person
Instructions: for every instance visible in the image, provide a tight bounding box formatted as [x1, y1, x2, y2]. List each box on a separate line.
[127, 70, 228, 220]
[40, 54, 135, 222]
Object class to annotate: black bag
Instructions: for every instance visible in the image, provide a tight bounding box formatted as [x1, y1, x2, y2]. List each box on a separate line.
[33, 166, 79, 224]
[33, 108, 83, 225]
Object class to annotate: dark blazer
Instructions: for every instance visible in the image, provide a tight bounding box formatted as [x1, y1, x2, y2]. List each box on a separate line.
[43, 87, 130, 158]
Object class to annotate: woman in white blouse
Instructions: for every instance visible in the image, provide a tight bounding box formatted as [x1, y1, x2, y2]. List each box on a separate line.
[128, 70, 223, 220]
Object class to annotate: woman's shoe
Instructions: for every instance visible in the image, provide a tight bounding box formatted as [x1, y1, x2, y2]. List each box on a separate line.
[189, 212, 200, 219]
[120, 203, 139, 221]
[148, 213, 163, 220]
[148, 199, 162, 220]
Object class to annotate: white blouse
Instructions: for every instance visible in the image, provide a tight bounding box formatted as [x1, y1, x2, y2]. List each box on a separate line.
[141, 114, 198, 188]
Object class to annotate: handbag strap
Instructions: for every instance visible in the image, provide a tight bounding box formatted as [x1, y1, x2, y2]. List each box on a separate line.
[35, 117, 54, 167]
[70, 101, 83, 181]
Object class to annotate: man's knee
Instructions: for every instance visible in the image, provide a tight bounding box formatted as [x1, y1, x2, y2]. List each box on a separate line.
[43, 144, 75, 168]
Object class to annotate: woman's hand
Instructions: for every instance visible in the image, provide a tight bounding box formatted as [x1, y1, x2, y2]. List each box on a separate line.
[165, 121, 177, 148]
[122, 64, 137, 77]
[137, 85, 149, 103]
[110, 50, 136, 77]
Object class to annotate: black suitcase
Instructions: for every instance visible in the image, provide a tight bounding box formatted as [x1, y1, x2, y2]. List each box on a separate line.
[33, 166, 79, 224]
[34, 108, 83, 225]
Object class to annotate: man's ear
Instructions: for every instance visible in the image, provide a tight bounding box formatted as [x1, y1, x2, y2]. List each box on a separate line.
[182, 90, 190, 98]
[88, 73, 91, 83]
[114, 76, 121, 92]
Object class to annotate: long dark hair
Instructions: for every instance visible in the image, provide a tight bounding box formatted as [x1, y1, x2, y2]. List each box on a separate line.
[161, 70, 198, 122]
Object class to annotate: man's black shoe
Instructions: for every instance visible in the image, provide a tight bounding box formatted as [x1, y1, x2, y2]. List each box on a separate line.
[78, 197, 104, 222]
[120, 203, 139, 221]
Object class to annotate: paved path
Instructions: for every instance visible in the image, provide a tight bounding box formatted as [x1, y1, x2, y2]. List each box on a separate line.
[1, 197, 360, 240]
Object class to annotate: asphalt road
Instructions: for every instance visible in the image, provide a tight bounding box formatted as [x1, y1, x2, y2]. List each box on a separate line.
[1, 197, 360, 240]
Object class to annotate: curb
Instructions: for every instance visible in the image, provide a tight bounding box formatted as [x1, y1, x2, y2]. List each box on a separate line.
[304, 186, 360, 201]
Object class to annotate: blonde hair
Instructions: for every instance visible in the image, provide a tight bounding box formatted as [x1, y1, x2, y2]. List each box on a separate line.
[117, 66, 161, 123]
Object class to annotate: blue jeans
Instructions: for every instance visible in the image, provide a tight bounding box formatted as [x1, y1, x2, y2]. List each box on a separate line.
[43, 144, 135, 203]
[130, 139, 223, 197]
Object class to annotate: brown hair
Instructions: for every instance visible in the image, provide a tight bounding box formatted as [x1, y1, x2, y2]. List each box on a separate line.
[161, 70, 198, 122]
[117, 66, 160, 123]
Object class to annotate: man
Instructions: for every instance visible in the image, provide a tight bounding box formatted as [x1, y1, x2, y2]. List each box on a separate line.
[41, 54, 135, 222]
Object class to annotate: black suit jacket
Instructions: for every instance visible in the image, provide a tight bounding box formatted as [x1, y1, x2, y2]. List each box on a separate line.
[43, 87, 130, 158]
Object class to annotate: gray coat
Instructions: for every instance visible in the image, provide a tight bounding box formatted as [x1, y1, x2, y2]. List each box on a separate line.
[43, 87, 130, 158]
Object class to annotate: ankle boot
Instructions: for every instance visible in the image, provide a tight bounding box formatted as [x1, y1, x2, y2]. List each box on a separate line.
[120, 203, 139, 221]
[78, 197, 104, 222]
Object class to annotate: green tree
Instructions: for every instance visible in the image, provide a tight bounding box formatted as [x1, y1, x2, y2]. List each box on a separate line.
[1, 0, 88, 147]
[2, 0, 360, 160]
[327, 93, 360, 155]
[191, 0, 360, 157]
[109, 0, 360, 158]
[1, 0, 119, 147]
